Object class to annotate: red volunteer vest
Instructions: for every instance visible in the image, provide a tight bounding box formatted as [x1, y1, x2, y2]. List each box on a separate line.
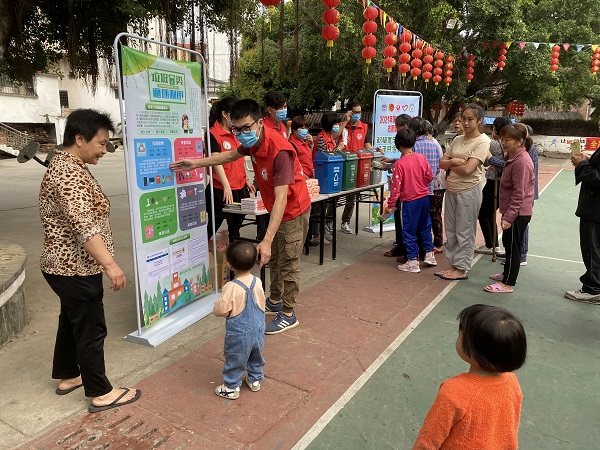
[344, 120, 368, 151]
[250, 127, 310, 222]
[209, 121, 246, 190]
[289, 134, 314, 178]
[263, 114, 287, 139]
[313, 130, 336, 158]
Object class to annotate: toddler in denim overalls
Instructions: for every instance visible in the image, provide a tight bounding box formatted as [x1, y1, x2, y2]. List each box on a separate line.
[212, 241, 266, 399]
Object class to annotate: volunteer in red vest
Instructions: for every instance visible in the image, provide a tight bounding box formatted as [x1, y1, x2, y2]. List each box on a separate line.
[289, 115, 314, 178]
[263, 91, 288, 139]
[336, 101, 373, 235]
[170, 99, 310, 334]
[206, 97, 256, 240]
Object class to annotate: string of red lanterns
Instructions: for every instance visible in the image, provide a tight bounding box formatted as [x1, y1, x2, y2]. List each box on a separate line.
[550, 45, 560, 73]
[321, 0, 340, 57]
[361, 6, 378, 69]
[422, 45, 434, 84]
[591, 47, 600, 76]
[383, 20, 398, 79]
[497, 42, 507, 71]
[398, 30, 412, 77]
[444, 54, 454, 86]
[466, 54, 475, 83]
[433, 51, 444, 85]
[410, 39, 423, 80]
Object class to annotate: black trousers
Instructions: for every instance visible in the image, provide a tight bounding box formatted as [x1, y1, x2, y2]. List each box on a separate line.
[501, 215, 531, 286]
[393, 201, 406, 256]
[205, 185, 250, 240]
[580, 219, 600, 295]
[478, 178, 500, 249]
[43, 272, 112, 398]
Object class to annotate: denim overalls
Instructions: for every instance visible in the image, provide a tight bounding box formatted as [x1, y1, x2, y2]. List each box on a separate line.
[222, 277, 266, 388]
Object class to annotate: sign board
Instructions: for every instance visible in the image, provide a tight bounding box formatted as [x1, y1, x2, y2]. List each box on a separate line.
[115, 35, 219, 346]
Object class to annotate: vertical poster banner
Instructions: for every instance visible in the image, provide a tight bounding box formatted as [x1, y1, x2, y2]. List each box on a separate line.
[370, 91, 421, 228]
[121, 46, 213, 329]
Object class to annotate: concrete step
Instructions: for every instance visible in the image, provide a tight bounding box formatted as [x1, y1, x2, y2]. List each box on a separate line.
[0, 144, 18, 157]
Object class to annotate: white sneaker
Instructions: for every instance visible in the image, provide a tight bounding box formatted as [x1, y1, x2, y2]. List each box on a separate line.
[398, 259, 420, 273]
[424, 251, 438, 266]
[325, 222, 333, 234]
[341, 222, 352, 234]
[245, 378, 261, 392]
[215, 384, 240, 400]
[474, 245, 500, 255]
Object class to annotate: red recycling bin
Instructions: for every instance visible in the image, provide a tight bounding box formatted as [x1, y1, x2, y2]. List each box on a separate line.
[354, 149, 373, 188]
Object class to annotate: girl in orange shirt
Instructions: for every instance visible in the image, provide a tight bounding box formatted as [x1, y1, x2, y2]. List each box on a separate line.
[413, 304, 527, 450]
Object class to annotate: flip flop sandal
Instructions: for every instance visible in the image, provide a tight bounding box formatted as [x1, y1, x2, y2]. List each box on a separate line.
[484, 282, 513, 293]
[438, 273, 469, 280]
[88, 388, 142, 413]
[55, 384, 83, 395]
[489, 273, 504, 281]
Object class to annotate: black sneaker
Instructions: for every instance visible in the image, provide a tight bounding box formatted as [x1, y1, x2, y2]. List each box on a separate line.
[265, 298, 283, 315]
[265, 311, 299, 334]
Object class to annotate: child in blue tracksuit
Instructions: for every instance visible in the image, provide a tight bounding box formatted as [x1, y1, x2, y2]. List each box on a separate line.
[212, 241, 266, 399]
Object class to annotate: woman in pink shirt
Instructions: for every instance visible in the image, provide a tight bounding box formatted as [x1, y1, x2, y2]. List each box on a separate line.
[485, 124, 535, 293]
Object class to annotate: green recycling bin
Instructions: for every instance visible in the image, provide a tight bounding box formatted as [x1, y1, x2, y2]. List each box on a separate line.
[335, 150, 358, 190]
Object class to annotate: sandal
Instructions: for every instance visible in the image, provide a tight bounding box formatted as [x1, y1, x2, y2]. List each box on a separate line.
[489, 273, 504, 281]
[484, 282, 513, 293]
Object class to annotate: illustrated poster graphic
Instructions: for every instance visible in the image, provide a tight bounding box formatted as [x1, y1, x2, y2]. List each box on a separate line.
[121, 45, 214, 329]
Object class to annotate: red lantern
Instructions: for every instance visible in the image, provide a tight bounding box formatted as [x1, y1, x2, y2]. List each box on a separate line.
[414, 40, 424, 49]
[497, 44, 508, 71]
[259, 0, 281, 9]
[398, 53, 411, 64]
[590, 48, 600, 76]
[411, 68, 422, 80]
[550, 45, 560, 73]
[362, 20, 377, 34]
[362, 46, 377, 64]
[401, 31, 412, 43]
[498, 61, 506, 69]
[399, 42, 411, 53]
[466, 73, 474, 82]
[384, 33, 398, 46]
[322, 0, 340, 6]
[384, 57, 397, 80]
[433, 75, 442, 85]
[363, 5, 378, 20]
[322, 8, 340, 25]
[362, 34, 376, 47]
[385, 20, 398, 34]
[321, 25, 339, 48]
[398, 63, 411, 77]
[384, 46, 397, 57]
[424, 46, 435, 56]
[444, 76, 453, 86]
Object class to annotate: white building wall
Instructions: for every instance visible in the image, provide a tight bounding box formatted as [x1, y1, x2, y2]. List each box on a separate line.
[0, 75, 61, 123]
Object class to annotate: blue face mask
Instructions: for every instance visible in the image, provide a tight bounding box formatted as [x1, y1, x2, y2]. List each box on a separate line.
[237, 130, 259, 148]
[297, 129, 309, 139]
[331, 124, 340, 133]
[275, 109, 287, 121]
[351, 113, 361, 123]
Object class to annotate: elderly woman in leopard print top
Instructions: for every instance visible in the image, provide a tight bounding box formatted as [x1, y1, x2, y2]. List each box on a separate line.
[39, 109, 140, 413]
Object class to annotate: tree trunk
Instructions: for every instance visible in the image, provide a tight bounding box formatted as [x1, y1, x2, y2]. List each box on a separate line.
[279, 2, 285, 77]
[294, 0, 299, 76]
[190, 0, 196, 62]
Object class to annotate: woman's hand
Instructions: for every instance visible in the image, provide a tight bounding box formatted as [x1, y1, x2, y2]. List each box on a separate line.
[501, 219, 512, 230]
[105, 263, 126, 291]
[452, 158, 467, 167]
[223, 187, 233, 204]
[305, 134, 314, 147]
[169, 159, 197, 172]
[246, 179, 256, 194]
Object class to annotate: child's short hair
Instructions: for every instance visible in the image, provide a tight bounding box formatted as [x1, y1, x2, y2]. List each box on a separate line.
[225, 241, 257, 272]
[394, 128, 416, 149]
[458, 304, 527, 373]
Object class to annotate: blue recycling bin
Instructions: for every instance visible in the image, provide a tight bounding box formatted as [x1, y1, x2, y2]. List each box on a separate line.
[313, 151, 344, 194]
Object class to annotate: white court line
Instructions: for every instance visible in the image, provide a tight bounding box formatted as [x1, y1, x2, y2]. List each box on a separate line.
[292, 281, 459, 450]
[527, 254, 584, 264]
[293, 168, 566, 449]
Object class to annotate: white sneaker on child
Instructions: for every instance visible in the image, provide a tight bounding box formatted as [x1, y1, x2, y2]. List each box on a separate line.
[424, 251, 438, 266]
[398, 259, 421, 273]
[245, 378, 261, 392]
[215, 384, 240, 400]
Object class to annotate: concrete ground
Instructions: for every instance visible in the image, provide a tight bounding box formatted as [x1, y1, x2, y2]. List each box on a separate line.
[2, 152, 594, 450]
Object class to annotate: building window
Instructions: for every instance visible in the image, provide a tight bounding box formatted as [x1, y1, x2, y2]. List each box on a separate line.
[59, 90, 69, 108]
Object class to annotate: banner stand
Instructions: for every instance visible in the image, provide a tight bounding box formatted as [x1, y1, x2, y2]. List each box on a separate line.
[114, 33, 220, 347]
[124, 297, 217, 347]
[364, 89, 423, 234]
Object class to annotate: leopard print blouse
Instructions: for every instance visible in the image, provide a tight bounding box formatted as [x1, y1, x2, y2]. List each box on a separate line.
[39, 150, 115, 276]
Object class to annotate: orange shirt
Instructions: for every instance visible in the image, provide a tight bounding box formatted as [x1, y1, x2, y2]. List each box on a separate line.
[413, 372, 522, 450]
